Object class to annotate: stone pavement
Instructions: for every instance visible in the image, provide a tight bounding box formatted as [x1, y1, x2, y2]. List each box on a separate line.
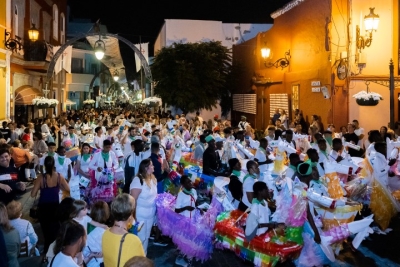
[17, 184, 400, 267]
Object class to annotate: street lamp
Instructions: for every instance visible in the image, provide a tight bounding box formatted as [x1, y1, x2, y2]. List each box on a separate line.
[356, 7, 380, 52]
[28, 23, 39, 41]
[94, 35, 106, 60]
[113, 70, 119, 81]
[261, 47, 271, 59]
[261, 47, 291, 69]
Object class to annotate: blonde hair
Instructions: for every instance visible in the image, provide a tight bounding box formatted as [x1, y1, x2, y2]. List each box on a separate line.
[6, 201, 22, 220]
[0, 203, 13, 232]
[124, 256, 154, 267]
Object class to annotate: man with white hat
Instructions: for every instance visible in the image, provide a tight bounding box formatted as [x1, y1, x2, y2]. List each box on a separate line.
[238, 115, 249, 131]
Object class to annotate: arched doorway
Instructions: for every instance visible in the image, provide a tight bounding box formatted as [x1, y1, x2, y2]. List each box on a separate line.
[14, 85, 43, 125]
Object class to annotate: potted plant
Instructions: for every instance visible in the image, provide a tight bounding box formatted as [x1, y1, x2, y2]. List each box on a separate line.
[32, 97, 59, 109]
[83, 99, 96, 109]
[352, 83, 382, 106]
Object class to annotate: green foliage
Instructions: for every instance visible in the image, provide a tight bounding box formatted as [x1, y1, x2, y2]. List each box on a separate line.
[151, 41, 232, 113]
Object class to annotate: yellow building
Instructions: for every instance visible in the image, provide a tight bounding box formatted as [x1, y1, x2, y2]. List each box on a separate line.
[232, 0, 399, 135]
[0, 0, 11, 121]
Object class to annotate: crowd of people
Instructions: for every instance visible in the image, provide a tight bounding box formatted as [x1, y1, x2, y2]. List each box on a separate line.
[0, 104, 399, 267]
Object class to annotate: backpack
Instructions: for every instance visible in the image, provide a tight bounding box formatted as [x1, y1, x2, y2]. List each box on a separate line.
[228, 175, 243, 202]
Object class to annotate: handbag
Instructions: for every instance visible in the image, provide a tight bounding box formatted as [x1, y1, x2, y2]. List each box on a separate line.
[117, 233, 128, 267]
[29, 196, 38, 219]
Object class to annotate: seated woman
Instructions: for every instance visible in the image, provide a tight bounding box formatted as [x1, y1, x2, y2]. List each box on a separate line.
[102, 194, 145, 267]
[51, 220, 86, 267]
[82, 201, 110, 267]
[70, 200, 108, 233]
[0, 202, 20, 267]
[6, 201, 38, 256]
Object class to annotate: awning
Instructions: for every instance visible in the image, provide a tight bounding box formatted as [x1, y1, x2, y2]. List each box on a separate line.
[14, 85, 42, 105]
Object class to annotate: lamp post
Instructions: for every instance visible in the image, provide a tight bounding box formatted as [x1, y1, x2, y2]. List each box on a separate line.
[94, 35, 105, 60]
[113, 70, 119, 81]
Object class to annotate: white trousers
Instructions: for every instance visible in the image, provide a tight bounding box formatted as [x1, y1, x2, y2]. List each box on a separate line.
[136, 215, 154, 255]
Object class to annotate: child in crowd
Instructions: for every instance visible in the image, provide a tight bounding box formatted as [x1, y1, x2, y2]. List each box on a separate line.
[174, 175, 198, 266]
[82, 201, 110, 267]
[39, 142, 57, 174]
[55, 146, 72, 181]
[7, 201, 39, 255]
[21, 140, 37, 180]
[249, 182, 285, 237]
[70, 199, 108, 233]
[239, 160, 260, 212]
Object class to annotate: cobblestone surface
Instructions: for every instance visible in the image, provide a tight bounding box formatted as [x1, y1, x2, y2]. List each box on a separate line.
[18, 184, 400, 267]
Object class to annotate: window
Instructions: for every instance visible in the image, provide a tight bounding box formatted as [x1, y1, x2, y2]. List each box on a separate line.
[53, 5, 59, 40]
[91, 64, 98, 75]
[292, 85, 299, 111]
[71, 58, 83, 73]
[53, 72, 57, 82]
[60, 13, 65, 44]
[232, 94, 257, 114]
[13, 6, 18, 38]
[269, 94, 289, 119]
[61, 71, 65, 84]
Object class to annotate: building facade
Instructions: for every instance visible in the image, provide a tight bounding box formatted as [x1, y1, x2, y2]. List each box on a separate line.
[5, 0, 67, 125]
[0, 0, 11, 121]
[232, 0, 399, 135]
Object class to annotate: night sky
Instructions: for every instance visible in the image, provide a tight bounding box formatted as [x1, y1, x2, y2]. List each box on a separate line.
[67, 0, 292, 82]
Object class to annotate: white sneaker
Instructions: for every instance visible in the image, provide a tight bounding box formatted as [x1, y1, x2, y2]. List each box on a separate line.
[175, 255, 188, 267]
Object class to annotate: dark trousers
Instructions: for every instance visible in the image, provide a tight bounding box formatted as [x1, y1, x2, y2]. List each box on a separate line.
[18, 162, 29, 182]
[38, 203, 59, 255]
[238, 201, 248, 212]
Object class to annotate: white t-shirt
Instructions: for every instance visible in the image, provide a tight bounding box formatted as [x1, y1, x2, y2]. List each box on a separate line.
[40, 152, 55, 168]
[77, 154, 91, 173]
[250, 200, 271, 236]
[242, 176, 258, 208]
[175, 189, 198, 218]
[130, 177, 157, 219]
[82, 227, 105, 267]
[73, 215, 92, 233]
[354, 127, 365, 146]
[50, 252, 79, 267]
[54, 154, 72, 179]
[94, 135, 105, 149]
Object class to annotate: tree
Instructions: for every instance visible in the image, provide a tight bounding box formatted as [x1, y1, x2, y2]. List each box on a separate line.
[151, 41, 232, 114]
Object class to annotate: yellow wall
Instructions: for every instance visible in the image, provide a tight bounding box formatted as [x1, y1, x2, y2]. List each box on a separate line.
[255, 0, 333, 130]
[349, 0, 396, 134]
[0, 0, 7, 120]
